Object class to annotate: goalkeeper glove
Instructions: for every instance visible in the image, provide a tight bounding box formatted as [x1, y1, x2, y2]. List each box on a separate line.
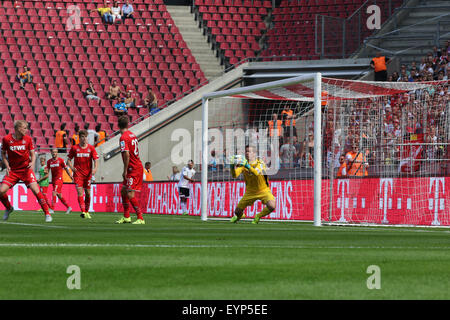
[242, 158, 251, 170]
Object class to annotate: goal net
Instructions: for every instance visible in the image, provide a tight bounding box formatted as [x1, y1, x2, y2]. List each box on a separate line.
[201, 74, 450, 227]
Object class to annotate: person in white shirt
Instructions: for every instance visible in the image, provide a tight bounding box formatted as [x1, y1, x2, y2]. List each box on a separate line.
[111, 1, 121, 23]
[167, 166, 181, 181]
[177, 160, 195, 215]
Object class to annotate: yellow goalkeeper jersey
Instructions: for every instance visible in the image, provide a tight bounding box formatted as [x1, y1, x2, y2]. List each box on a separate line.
[231, 158, 270, 194]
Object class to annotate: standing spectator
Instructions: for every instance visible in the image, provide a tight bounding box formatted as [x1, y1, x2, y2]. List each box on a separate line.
[345, 140, 369, 177]
[370, 51, 389, 81]
[208, 150, 218, 172]
[292, 135, 303, 168]
[336, 154, 347, 177]
[121, 0, 134, 21]
[85, 81, 100, 101]
[281, 105, 297, 137]
[114, 97, 128, 116]
[279, 136, 296, 169]
[95, 124, 107, 147]
[55, 123, 69, 153]
[144, 88, 158, 111]
[268, 113, 283, 138]
[90, 0, 113, 24]
[17, 66, 32, 89]
[84, 123, 99, 147]
[143, 162, 153, 181]
[167, 166, 181, 181]
[110, 1, 122, 24]
[71, 124, 80, 146]
[106, 80, 123, 101]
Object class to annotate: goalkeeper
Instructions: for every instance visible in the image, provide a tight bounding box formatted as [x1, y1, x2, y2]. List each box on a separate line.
[229, 145, 276, 224]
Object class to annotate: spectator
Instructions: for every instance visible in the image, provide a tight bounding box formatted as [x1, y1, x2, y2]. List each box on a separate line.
[143, 162, 153, 181]
[281, 105, 297, 137]
[124, 91, 136, 109]
[292, 135, 303, 168]
[336, 154, 347, 177]
[84, 123, 99, 147]
[114, 97, 128, 116]
[144, 88, 158, 111]
[71, 124, 80, 146]
[106, 80, 123, 101]
[17, 66, 32, 89]
[55, 123, 69, 153]
[304, 132, 315, 168]
[90, 0, 113, 24]
[167, 166, 181, 181]
[279, 136, 296, 169]
[110, 1, 122, 24]
[95, 124, 107, 147]
[345, 140, 369, 177]
[85, 81, 100, 101]
[208, 150, 218, 172]
[370, 51, 389, 81]
[121, 0, 134, 20]
[268, 113, 283, 138]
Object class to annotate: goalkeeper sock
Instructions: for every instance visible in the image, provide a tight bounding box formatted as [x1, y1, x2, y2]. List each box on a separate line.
[256, 207, 272, 219]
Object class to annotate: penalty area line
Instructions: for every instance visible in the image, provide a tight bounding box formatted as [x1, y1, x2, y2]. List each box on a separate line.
[0, 222, 68, 229]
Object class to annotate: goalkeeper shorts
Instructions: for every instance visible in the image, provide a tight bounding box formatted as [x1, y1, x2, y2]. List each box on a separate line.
[237, 190, 275, 210]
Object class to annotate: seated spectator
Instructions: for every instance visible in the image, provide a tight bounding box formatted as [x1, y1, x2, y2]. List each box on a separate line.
[121, 0, 134, 20]
[17, 66, 32, 89]
[113, 97, 128, 116]
[85, 81, 100, 101]
[90, 1, 113, 24]
[106, 80, 123, 101]
[124, 91, 136, 109]
[144, 88, 158, 110]
[110, 1, 122, 23]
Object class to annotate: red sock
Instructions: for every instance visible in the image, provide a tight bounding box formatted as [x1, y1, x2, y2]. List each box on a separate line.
[78, 196, 85, 213]
[36, 192, 50, 215]
[0, 194, 13, 210]
[52, 195, 57, 209]
[59, 196, 70, 209]
[129, 196, 143, 220]
[84, 194, 90, 212]
[122, 194, 130, 218]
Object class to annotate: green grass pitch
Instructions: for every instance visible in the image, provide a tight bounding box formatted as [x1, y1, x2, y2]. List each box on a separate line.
[0, 210, 449, 300]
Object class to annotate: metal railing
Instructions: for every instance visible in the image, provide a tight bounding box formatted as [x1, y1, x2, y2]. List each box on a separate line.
[315, 0, 408, 59]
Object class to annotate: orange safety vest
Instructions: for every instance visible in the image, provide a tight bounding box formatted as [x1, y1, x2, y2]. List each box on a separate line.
[268, 120, 283, 137]
[281, 109, 296, 127]
[372, 56, 387, 72]
[72, 133, 79, 146]
[96, 131, 106, 147]
[55, 130, 66, 148]
[346, 151, 368, 176]
[144, 168, 153, 181]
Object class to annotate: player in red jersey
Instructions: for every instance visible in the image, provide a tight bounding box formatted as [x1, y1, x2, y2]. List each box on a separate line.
[0, 120, 52, 222]
[67, 129, 99, 219]
[46, 148, 74, 214]
[115, 116, 145, 225]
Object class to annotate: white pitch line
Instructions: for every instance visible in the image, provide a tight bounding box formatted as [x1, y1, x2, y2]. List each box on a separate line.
[0, 243, 448, 250]
[0, 222, 68, 229]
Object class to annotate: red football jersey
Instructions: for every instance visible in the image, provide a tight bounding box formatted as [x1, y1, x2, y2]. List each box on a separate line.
[119, 130, 143, 171]
[67, 144, 99, 177]
[47, 157, 66, 182]
[2, 134, 34, 171]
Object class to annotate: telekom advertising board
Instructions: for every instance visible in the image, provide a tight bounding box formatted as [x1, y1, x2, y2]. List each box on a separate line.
[1, 178, 449, 226]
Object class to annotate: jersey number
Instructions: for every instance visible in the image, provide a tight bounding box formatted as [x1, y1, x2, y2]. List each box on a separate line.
[131, 139, 139, 156]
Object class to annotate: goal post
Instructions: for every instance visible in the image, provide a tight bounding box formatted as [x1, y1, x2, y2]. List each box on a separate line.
[201, 73, 323, 224]
[200, 74, 450, 227]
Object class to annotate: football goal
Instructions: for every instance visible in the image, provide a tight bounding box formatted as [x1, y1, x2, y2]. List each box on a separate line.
[200, 73, 450, 227]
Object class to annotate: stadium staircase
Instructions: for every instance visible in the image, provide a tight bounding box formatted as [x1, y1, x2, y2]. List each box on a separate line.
[166, 5, 224, 80]
[0, 0, 208, 149]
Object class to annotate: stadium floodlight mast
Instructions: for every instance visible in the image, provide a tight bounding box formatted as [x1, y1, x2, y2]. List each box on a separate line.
[201, 73, 323, 226]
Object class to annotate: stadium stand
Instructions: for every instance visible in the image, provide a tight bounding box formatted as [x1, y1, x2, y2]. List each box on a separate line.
[0, 0, 208, 149]
[260, 0, 405, 60]
[193, 0, 272, 68]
